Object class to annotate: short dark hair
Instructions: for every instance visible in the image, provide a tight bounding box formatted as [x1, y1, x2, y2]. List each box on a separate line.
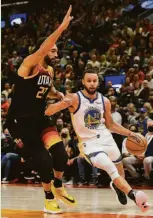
[82, 69, 98, 78]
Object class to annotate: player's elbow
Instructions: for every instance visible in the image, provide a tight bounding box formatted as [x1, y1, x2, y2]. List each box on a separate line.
[45, 110, 51, 116]
[45, 108, 53, 116]
[106, 121, 115, 131]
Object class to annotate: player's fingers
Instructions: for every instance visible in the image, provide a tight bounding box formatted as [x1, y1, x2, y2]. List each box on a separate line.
[66, 5, 72, 17]
[70, 16, 74, 21]
[64, 5, 72, 20]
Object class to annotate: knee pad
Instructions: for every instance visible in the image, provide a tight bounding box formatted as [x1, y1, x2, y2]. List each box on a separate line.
[91, 152, 120, 181]
[33, 148, 53, 183]
[49, 141, 68, 172]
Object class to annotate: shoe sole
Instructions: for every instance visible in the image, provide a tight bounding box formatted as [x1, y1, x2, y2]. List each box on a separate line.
[110, 181, 127, 205]
[44, 207, 63, 214]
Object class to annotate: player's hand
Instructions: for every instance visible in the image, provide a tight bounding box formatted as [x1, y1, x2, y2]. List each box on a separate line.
[60, 5, 73, 31]
[63, 96, 73, 107]
[67, 159, 73, 165]
[128, 132, 136, 137]
[69, 159, 74, 165]
[21, 158, 24, 163]
[56, 91, 64, 100]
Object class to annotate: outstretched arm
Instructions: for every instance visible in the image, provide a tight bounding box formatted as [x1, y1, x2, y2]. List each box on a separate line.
[45, 94, 74, 116]
[18, 6, 73, 76]
[47, 85, 64, 100]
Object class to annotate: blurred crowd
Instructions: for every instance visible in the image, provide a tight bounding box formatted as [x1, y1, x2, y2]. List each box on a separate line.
[1, 0, 153, 186]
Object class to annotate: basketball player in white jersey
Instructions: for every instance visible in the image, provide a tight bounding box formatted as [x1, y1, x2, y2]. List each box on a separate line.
[45, 69, 150, 212]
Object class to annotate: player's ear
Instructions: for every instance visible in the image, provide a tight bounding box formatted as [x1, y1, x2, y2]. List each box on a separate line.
[82, 79, 84, 86]
[98, 77, 99, 86]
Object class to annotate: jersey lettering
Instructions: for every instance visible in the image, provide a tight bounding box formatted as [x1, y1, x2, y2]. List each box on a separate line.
[37, 75, 51, 86]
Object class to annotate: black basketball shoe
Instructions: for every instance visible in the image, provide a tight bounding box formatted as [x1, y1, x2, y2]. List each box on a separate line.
[110, 181, 127, 205]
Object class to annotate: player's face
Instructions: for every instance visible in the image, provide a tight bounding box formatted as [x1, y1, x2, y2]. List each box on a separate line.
[44, 44, 58, 65]
[82, 73, 99, 95]
[47, 45, 58, 59]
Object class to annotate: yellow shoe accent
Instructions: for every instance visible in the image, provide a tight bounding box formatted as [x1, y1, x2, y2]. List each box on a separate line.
[51, 181, 77, 207]
[44, 198, 63, 214]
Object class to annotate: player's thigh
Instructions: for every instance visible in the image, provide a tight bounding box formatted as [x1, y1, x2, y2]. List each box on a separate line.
[103, 144, 121, 164]
[41, 126, 62, 150]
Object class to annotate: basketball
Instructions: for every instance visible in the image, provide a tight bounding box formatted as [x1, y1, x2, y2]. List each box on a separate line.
[126, 133, 147, 156]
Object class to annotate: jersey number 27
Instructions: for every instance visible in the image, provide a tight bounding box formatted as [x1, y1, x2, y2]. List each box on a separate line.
[36, 86, 48, 99]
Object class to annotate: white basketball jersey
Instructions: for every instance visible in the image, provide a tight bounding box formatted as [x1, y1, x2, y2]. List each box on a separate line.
[71, 91, 114, 143]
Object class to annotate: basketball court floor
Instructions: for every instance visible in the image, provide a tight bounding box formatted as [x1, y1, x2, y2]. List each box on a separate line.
[1, 184, 153, 218]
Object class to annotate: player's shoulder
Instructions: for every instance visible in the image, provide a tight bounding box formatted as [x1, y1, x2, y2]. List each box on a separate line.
[102, 96, 110, 104]
[47, 66, 54, 75]
[101, 95, 111, 110]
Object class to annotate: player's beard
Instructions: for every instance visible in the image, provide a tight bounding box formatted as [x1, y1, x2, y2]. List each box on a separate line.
[44, 55, 55, 66]
[84, 84, 97, 95]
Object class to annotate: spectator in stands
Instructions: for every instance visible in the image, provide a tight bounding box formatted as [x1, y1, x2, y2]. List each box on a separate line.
[87, 54, 100, 70]
[109, 96, 122, 124]
[149, 90, 153, 108]
[65, 65, 73, 80]
[28, 40, 36, 55]
[65, 136, 80, 185]
[9, 51, 23, 68]
[65, 83, 73, 94]
[1, 129, 20, 183]
[100, 55, 110, 69]
[105, 87, 116, 98]
[1, 94, 10, 115]
[138, 80, 150, 103]
[60, 128, 71, 147]
[109, 55, 120, 70]
[133, 64, 145, 83]
[1, 82, 12, 99]
[133, 81, 142, 97]
[103, 80, 113, 94]
[127, 103, 138, 125]
[143, 102, 153, 120]
[137, 108, 152, 136]
[109, 96, 123, 152]
[146, 73, 153, 89]
[56, 118, 64, 133]
[54, 78, 65, 94]
[122, 125, 143, 185]
[144, 121, 153, 183]
[71, 50, 79, 70]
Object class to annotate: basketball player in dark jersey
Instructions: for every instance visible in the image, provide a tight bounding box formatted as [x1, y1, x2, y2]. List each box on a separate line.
[6, 6, 76, 214]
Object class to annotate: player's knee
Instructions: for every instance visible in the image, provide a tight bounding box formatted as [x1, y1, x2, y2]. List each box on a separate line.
[91, 153, 120, 181]
[143, 157, 149, 165]
[5, 153, 10, 160]
[34, 149, 53, 183]
[49, 141, 68, 172]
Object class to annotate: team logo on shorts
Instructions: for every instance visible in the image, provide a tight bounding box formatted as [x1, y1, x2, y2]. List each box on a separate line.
[84, 107, 101, 129]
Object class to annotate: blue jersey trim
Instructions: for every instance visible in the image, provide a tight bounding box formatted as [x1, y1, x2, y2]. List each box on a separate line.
[101, 94, 105, 112]
[80, 90, 98, 104]
[73, 92, 81, 114]
[112, 155, 122, 164]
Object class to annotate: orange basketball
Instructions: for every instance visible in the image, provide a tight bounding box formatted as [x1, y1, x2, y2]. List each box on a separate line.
[126, 133, 148, 156]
